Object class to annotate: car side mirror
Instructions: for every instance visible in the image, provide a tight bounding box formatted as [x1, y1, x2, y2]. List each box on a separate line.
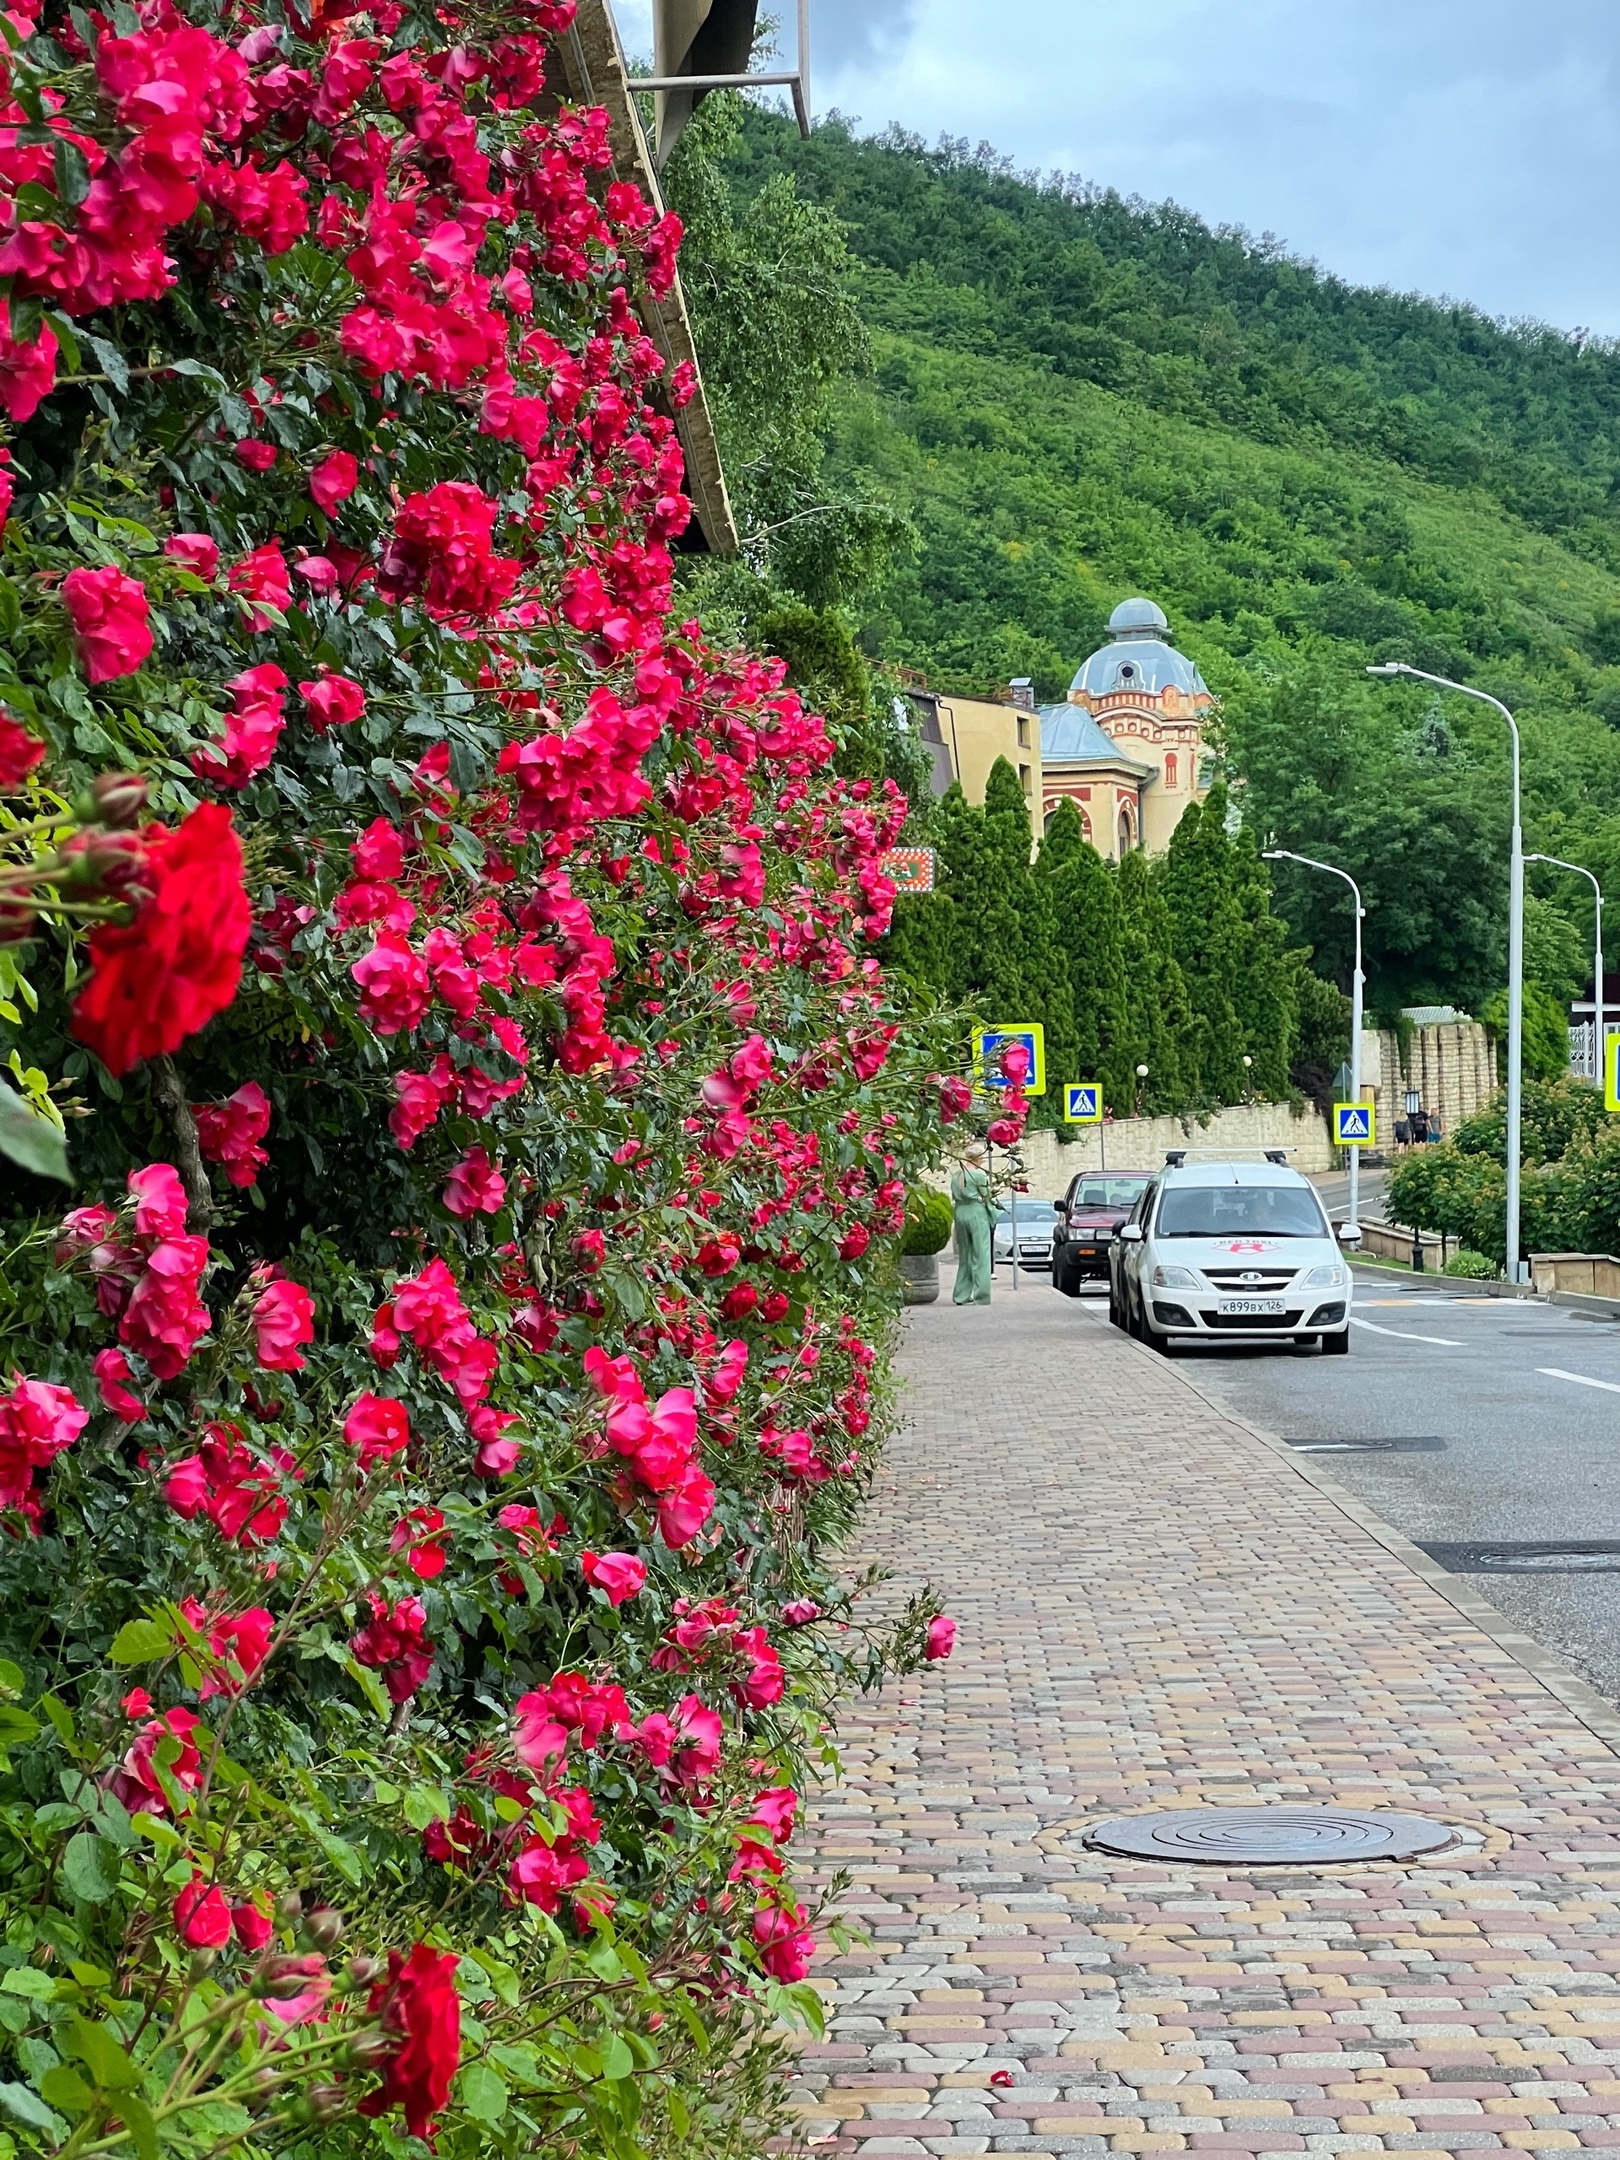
[1336, 1222, 1363, 1246]
[1118, 1222, 1144, 1244]
[1053, 1199, 1065, 1214]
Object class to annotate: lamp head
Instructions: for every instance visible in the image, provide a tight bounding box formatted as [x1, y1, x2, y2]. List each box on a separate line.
[1365, 661, 1407, 676]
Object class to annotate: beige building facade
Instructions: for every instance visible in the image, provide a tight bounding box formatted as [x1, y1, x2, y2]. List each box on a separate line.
[906, 689, 1043, 835]
[1038, 596, 1213, 858]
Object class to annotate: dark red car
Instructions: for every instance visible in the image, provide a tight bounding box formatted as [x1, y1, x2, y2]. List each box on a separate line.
[1051, 1171, 1154, 1295]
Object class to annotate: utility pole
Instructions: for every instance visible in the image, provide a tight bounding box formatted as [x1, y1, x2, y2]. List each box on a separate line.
[1526, 854, 1604, 1089]
[1264, 850, 1365, 1235]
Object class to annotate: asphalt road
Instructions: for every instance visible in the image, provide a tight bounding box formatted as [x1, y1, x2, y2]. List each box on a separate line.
[1065, 1266, 1620, 1705]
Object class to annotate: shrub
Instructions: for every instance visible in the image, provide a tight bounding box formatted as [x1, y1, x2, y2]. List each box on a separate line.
[1442, 1248, 1497, 1278]
[902, 1188, 953, 1257]
[1453, 1077, 1606, 1165]
[0, 3, 1021, 2153]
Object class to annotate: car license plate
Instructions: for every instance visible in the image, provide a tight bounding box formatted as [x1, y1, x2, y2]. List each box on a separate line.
[1218, 1298, 1285, 1317]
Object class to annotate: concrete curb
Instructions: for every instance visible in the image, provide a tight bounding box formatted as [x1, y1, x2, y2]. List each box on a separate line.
[1102, 1309, 1620, 1761]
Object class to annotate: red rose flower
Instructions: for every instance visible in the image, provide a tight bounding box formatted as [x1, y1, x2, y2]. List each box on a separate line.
[251, 1276, 314, 1370]
[62, 565, 153, 683]
[356, 1944, 461, 2142]
[0, 711, 44, 789]
[309, 449, 358, 513]
[174, 1875, 232, 1950]
[351, 1592, 434, 1703]
[71, 803, 251, 1076]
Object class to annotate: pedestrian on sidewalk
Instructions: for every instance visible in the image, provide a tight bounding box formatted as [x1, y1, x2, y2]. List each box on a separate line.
[949, 1143, 995, 1305]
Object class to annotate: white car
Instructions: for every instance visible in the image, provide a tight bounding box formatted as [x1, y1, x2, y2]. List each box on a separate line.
[993, 1203, 1057, 1272]
[1109, 1153, 1358, 1353]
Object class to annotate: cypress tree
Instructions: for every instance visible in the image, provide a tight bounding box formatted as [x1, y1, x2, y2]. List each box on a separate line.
[981, 758, 1078, 1105]
[1230, 826, 1300, 1097]
[1117, 849, 1200, 1112]
[1158, 783, 1248, 1103]
[1037, 800, 1131, 1113]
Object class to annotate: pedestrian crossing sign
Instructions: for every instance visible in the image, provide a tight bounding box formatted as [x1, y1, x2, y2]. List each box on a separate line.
[973, 1025, 1046, 1098]
[1608, 1032, 1620, 1115]
[1333, 1101, 1375, 1146]
[1064, 1083, 1102, 1124]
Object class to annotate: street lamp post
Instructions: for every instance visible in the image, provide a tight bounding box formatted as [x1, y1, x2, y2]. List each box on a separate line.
[1368, 662, 1528, 1284]
[1135, 1062, 1149, 1119]
[1263, 849, 1366, 1236]
[1526, 853, 1604, 1089]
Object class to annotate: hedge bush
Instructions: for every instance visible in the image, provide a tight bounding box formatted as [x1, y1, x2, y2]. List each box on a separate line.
[0, 3, 1022, 2154]
[900, 1189, 952, 1258]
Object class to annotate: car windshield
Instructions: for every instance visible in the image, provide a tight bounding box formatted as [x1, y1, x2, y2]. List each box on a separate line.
[1157, 1184, 1328, 1239]
[1071, 1179, 1150, 1210]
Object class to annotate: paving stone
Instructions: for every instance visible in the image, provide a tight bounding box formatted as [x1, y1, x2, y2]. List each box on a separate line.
[790, 1290, 1620, 2160]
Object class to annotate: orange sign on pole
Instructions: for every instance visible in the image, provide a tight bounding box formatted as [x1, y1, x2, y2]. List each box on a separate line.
[878, 848, 936, 894]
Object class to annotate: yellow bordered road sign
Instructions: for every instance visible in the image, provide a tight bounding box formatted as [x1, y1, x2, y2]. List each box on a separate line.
[1333, 1101, 1375, 1146]
[1064, 1083, 1102, 1124]
[973, 1024, 1046, 1098]
[1607, 1032, 1620, 1114]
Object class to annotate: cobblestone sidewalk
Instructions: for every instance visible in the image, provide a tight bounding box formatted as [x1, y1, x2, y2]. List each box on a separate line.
[791, 1284, 1620, 2158]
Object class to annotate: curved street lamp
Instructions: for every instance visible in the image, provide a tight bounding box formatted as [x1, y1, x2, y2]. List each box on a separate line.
[1526, 854, 1604, 1090]
[1263, 849, 1366, 1235]
[1368, 661, 1528, 1283]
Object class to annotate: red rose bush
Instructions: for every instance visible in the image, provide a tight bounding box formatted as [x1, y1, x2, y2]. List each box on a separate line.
[0, 0, 980, 2151]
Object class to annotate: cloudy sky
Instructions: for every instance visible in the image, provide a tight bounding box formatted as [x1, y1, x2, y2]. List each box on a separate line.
[613, 0, 1620, 336]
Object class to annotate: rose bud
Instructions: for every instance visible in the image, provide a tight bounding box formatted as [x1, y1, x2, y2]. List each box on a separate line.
[59, 827, 149, 898]
[88, 771, 149, 828]
[275, 1889, 304, 1925]
[346, 1953, 383, 1987]
[345, 2031, 393, 2068]
[303, 1906, 343, 1950]
[307, 2084, 345, 2121]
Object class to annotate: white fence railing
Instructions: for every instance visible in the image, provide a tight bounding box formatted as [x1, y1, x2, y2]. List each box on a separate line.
[1568, 1021, 1620, 1083]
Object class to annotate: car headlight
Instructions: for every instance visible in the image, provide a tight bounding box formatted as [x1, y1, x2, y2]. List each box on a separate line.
[1299, 1263, 1345, 1288]
[1151, 1264, 1200, 1288]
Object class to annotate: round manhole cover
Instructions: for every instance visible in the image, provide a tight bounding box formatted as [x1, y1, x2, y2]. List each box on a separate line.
[1083, 1806, 1455, 1864]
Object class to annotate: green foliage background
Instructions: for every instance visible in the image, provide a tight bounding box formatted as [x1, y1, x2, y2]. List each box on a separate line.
[707, 113, 1620, 1017]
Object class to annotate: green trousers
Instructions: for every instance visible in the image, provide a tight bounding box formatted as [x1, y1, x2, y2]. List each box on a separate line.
[952, 1206, 992, 1304]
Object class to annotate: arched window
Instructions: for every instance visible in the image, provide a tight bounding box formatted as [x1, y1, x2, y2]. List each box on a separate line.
[1163, 752, 1178, 790]
[1117, 805, 1134, 856]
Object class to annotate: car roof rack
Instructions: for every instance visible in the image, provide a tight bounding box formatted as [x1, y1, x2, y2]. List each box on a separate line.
[1161, 1146, 1296, 1168]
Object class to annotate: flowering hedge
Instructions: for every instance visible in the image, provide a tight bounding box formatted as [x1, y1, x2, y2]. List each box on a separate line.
[0, 0, 1011, 2151]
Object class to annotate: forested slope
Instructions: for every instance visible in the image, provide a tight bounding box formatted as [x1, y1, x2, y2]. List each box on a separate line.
[719, 113, 1620, 1011]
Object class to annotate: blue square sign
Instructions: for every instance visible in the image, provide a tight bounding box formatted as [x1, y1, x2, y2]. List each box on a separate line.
[1333, 1101, 1375, 1146]
[972, 1024, 1046, 1098]
[1064, 1083, 1102, 1124]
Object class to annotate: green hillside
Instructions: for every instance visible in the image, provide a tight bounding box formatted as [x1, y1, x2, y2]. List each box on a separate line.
[709, 115, 1620, 1009]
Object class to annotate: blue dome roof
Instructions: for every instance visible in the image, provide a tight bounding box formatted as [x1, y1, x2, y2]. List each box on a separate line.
[1038, 705, 1155, 771]
[1070, 596, 1209, 701]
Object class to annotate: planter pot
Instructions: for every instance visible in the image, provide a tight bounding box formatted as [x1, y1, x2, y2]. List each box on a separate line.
[900, 1253, 941, 1305]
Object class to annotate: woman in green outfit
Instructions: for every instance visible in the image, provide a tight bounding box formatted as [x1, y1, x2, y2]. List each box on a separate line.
[949, 1144, 995, 1305]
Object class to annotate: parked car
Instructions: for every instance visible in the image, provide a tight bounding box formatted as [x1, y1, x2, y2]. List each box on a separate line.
[1109, 1155, 1359, 1353]
[992, 1203, 1057, 1272]
[1051, 1170, 1154, 1295]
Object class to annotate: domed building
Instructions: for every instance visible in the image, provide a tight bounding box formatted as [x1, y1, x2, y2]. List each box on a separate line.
[1037, 597, 1213, 858]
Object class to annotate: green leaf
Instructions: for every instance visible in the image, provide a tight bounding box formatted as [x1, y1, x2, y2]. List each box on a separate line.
[598, 2034, 634, 2082]
[1, 1968, 57, 2000]
[0, 2081, 63, 2134]
[457, 2064, 508, 2123]
[401, 1785, 450, 1831]
[0, 1708, 39, 1745]
[60, 1833, 121, 1904]
[83, 335, 127, 392]
[0, 1086, 68, 1183]
[108, 1620, 171, 1666]
[63, 2017, 140, 2090]
[38, 2064, 91, 2113]
[51, 137, 90, 208]
[0, 1658, 23, 1693]
[342, 1652, 390, 1720]
[488, 2044, 540, 2088]
[116, 2090, 160, 2160]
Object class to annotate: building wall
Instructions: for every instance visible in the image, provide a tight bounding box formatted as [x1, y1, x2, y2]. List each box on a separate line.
[1362, 1022, 1496, 1137]
[926, 1100, 1335, 1198]
[1039, 770, 1145, 858]
[933, 695, 1042, 835]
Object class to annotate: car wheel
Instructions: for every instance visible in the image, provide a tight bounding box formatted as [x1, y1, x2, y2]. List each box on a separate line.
[1108, 1279, 1126, 1329]
[1291, 1334, 1319, 1355]
[1150, 1320, 1175, 1355]
[1055, 1263, 1082, 1298]
[1323, 1328, 1350, 1355]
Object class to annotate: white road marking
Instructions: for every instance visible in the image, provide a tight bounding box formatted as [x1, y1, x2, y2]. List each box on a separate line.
[1350, 1317, 1463, 1347]
[1538, 1367, 1620, 1396]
